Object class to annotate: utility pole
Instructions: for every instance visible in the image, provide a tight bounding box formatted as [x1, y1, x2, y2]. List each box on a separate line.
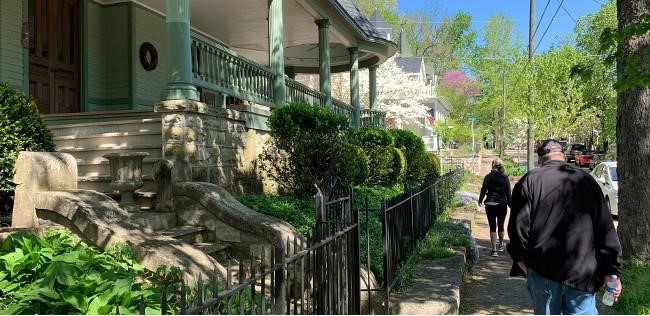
[500, 70, 506, 158]
[527, 0, 536, 170]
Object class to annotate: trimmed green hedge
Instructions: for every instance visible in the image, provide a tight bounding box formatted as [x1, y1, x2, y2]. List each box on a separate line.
[389, 129, 438, 184]
[260, 103, 350, 196]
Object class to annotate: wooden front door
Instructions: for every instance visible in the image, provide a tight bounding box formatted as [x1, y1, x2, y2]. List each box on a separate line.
[28, 0, 80, 114]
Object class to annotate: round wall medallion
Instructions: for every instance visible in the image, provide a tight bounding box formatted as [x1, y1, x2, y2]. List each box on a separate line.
[139, 42, 158, 71]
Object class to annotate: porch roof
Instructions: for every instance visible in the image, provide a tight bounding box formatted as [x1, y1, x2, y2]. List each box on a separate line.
[130, 0, 396, 73]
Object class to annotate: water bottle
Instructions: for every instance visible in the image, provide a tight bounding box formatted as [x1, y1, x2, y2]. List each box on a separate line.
[602, 275, 618, 306]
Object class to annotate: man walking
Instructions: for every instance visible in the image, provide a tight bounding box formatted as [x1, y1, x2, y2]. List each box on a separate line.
[507, 139, 623, 314]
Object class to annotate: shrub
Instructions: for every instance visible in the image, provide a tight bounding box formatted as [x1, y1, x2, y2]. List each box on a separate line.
[389, 129, 430, 184]
[346, 127, 395, 186]
[260, 103, 349, 196]
[0, 82, 55, 192]
[427, 153, 442, 179]
[502, 157, 526, 176]
[384, 148, 406, 185]
[333, 142, 369, 185]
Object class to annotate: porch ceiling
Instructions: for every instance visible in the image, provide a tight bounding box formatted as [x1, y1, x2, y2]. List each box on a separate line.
[135, 0, 387, 72]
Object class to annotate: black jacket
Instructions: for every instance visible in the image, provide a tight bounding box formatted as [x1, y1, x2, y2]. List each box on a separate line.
[507, 160, 622, 293]
[479, 170, 512, 207]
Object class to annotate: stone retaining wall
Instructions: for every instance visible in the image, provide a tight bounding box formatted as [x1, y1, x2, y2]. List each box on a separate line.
[156, 100, 273, 195]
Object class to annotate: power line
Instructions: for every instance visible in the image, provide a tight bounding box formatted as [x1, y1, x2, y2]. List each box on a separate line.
[534, 0, 564, 56]
[533, 0, 553, 38]
[556, 0, 578, 24]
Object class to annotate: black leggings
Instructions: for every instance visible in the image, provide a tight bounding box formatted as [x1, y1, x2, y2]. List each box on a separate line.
[485, 203, 507, 233]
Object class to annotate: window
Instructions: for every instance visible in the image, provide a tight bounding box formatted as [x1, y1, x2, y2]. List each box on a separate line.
[609, 167, 618, 182]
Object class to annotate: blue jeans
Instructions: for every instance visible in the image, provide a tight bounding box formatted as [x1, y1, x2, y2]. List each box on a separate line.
[527, 269, 598, 315]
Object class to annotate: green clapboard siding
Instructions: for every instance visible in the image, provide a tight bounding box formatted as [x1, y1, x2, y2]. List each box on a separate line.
[133, 5, 167, 109]
[85, 1, 130, 111]
[0, 0, 25, 91]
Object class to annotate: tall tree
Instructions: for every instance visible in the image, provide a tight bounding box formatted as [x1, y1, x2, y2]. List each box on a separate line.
[573, 0, 618, 147]
[403, 12, 476, 75]
[616, 0, 650, 260]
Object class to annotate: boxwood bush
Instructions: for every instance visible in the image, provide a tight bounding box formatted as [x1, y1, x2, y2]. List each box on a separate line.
[260, 103, 351, 196]
[389, 129, 438, 184]
[346, 127, 397, 186]
[0, 82, 55, 192]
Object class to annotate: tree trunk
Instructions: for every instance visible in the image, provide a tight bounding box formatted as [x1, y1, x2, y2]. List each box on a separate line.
[616, 0, 650, 260]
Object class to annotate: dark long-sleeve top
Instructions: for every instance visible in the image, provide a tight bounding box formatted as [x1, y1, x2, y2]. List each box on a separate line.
[478, 170, 512, 207]
[506, 160, 622, 293]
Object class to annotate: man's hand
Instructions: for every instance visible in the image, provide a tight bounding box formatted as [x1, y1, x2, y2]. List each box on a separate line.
[517, 261, 528, 275]
[478, 201, 483, 207]
[604, 275, 622, 302]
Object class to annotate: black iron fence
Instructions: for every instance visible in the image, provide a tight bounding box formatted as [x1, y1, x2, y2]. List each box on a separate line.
[361, 167, 464, 313]
[0, 191, 13, 227]
[139, 178, 360, 315]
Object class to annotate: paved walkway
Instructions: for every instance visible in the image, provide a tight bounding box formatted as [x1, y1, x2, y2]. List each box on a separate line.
[460, 210, 533, 315]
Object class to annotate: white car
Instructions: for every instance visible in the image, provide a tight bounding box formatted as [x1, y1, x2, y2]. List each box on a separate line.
[591, 161, 618, 216]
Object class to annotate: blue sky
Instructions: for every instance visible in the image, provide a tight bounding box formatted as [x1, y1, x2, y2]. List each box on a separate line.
[397, 0, 608, 53]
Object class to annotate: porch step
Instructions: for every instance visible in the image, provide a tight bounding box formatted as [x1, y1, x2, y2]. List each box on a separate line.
[48, 118, 162, 137]
[76, 159, 162, 178]
[107, 191, 158, 211]
[195, 242, 231, 256]
[156, 226, 208, 244]
[77, 175, 157, 193]
[54, 131, 162, 150]
[127, 211, 177, 231]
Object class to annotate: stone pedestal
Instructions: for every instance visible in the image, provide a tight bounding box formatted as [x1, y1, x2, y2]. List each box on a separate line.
[103, 152, 149, 212]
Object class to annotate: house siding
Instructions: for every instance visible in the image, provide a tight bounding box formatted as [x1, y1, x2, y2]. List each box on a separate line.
[0, 0, 25, 91]
[133, 5, 167, 109]
[85, 1, 130, 111]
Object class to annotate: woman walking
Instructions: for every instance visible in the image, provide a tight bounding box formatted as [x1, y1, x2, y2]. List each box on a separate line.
[478, 158, 512, 257]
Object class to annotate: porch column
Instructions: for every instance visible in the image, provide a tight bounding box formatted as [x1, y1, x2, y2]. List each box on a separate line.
[369, 65, 377, 109]
[349, 47, 360, 127]
[269, 0, 286, 106]
[163, 0, 199, 101]
[316, 19, 332, 108]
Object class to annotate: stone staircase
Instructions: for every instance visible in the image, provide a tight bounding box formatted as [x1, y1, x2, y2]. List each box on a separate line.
[45, 111, 163, 210]
[43, 111, 247, 272]
[128, 211, 233, 263]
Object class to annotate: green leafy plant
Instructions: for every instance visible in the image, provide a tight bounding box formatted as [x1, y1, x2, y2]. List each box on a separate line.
[393, 209, 473, 292]
[612, 258, 650, 315]
[260, 103, 349, 196]
[502, 157, 526, 177]
[0, 229, 176, 314]
[238, 194, 316, 239]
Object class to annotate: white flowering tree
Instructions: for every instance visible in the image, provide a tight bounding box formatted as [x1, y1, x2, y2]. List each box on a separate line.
[329, 55, 432, 128]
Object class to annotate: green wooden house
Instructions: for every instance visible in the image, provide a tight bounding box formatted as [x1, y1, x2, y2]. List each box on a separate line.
[0, 0, 396, 199]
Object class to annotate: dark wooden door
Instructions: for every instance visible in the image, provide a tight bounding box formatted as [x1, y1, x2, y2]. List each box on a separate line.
[28, 0, 80, 114]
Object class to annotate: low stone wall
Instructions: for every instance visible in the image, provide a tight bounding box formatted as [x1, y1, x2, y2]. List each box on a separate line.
[441, 155, 482, 176]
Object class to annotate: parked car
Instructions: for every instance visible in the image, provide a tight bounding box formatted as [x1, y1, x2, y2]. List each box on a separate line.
[565, 143, 587, 162]
[589, 152, 607, 170]
[575, 150, 594, 168]
[591, 161, 618, 216]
